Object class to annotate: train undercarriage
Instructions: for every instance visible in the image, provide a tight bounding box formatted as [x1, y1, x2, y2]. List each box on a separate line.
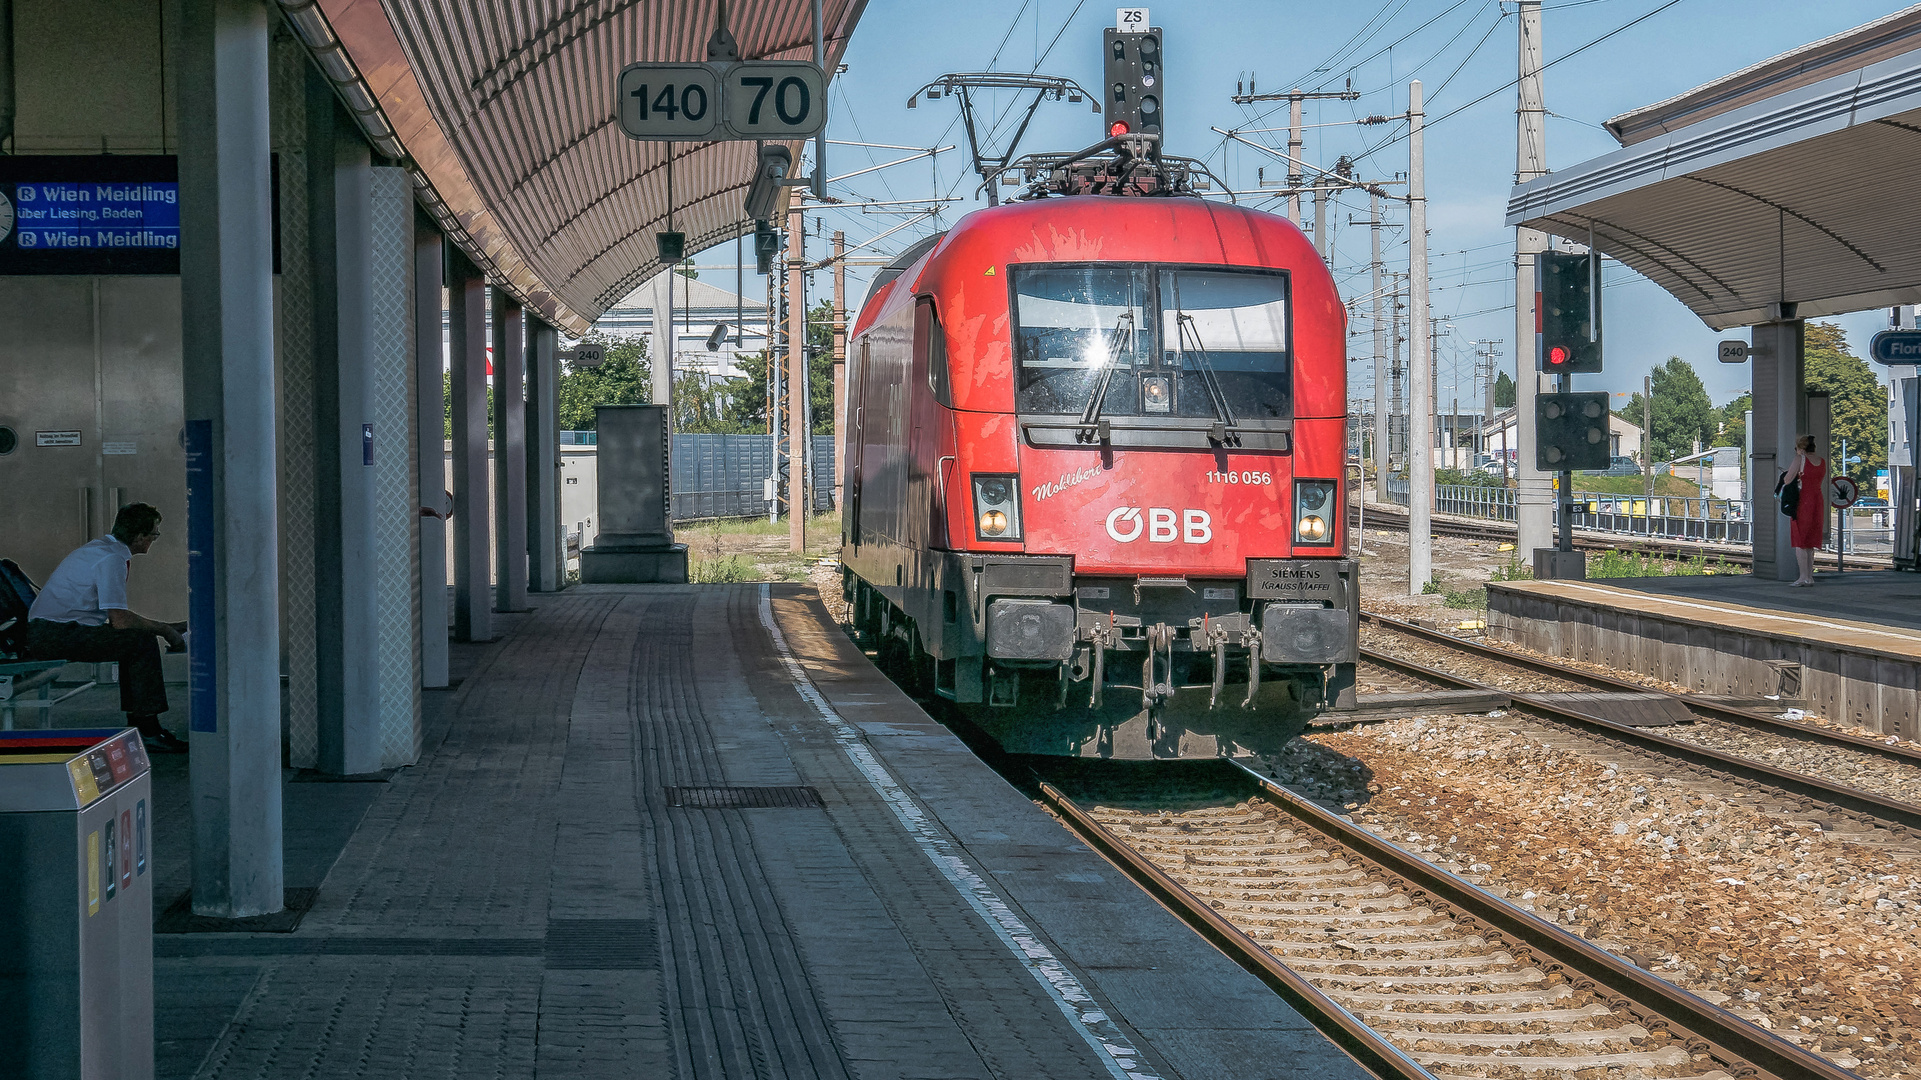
[844, 556, 1359, 760]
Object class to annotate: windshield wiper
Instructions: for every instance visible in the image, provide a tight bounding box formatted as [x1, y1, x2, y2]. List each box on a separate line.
[1176, 311, 1239, 444]
[1077, 310, 1135, 442]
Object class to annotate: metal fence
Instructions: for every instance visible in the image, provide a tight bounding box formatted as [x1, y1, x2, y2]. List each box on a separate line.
[669, 433, 837, 521]
[1380, 477, 1897, 552]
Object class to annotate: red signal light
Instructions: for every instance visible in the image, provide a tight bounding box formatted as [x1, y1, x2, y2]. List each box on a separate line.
[1109, 121, 1130, 137]
[1548, 345, 1569, 366]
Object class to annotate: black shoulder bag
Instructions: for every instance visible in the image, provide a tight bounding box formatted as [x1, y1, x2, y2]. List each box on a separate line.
[1776, 471, 1800, 518]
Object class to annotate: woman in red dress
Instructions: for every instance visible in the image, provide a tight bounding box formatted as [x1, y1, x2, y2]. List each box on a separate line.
[1786, 434, 1826, 586]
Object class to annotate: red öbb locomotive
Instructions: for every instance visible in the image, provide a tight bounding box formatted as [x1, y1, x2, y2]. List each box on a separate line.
[841, 151, 1357, 759]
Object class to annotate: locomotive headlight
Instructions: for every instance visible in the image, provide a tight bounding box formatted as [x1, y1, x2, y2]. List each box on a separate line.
[1294, 479, 1337, 545]
[972, 474, 1022, 541]
[1141, 375, 1171, 413]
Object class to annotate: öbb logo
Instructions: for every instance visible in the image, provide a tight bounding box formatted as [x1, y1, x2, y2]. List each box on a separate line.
[1104, 507, 1212, 544]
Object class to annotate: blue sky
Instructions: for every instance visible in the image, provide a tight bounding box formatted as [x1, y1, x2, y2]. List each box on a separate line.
[690, 0, 1905, 411]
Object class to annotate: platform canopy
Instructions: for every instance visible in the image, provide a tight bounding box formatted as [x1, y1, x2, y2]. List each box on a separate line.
[1507, 6, 1921, 331]
[281, 0, 866, 335]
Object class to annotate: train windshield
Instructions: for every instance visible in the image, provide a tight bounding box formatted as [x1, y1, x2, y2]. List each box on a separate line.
[1011, 265, 1290, 421]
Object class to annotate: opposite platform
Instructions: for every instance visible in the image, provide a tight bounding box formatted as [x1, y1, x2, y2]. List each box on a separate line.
[1488, 574, 1921, 738]
[154, 584, 1370, 1080]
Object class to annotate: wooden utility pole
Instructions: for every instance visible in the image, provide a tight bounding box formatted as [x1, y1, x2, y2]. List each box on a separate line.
[787, 206, 806, 553]
[832, 230, 847, 513]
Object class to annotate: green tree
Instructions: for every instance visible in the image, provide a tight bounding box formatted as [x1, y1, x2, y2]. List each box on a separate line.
[442, 373, 494, 441]
[1647, 356, 1714, 461]
[1804, 322, 1888, 482]
[557, 332, 650, 431]
[807, 299, 837, 434]
[1493, 370, 1515, 409]
[1716, 392, 1751, 450]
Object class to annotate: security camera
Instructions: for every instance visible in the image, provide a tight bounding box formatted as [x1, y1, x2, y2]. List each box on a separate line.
[743, 144, 793, 224]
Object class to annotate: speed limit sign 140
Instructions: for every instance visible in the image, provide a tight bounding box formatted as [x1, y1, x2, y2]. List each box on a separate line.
[616, 61, 825, 142]
[617, 63, 721, 140]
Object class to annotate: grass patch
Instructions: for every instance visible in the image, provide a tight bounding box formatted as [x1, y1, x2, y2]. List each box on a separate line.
[1490, 560, 1533, 582]
[1586, 550, 1738, 578]
[689, 555, 758, 583]
[1441, 586, 1487, 609]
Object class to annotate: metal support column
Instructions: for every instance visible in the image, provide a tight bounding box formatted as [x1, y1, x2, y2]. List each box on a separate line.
[1750, 312, 1805, 580]
[527, 320, 562, 592]
[413, 212, 448, 686]
[787, 205, 806, 552]
[493, 289, 528, 612]
[177, 0, 283, 917]
[449, 250, 492, 641]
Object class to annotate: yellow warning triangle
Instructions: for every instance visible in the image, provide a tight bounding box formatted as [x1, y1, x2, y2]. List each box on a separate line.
[984, 266, 996, 275]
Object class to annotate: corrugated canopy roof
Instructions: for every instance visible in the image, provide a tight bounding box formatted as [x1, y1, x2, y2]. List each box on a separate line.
[300, 0, 865, 335]
[1507, 11, 1921, 331]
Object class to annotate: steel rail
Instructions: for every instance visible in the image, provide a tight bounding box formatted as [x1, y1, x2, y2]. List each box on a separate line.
[1362, 611, 1921, 768]
[1221, 761, 1860, 1080]
[1036, 782, 1442, 1080]
[1356, 642, 1921, 834]
[1354, 504, 1895, 570]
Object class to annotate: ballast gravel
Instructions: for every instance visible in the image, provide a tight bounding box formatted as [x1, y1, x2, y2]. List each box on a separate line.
[1262, 716, 1921, 1079]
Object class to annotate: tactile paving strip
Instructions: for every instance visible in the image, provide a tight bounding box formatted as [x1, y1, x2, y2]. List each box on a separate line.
[663, 785, 824, 809]
[543, 919, 659, 970]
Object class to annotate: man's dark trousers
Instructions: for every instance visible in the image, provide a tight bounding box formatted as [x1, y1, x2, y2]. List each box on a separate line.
[27, 619, 169, 717]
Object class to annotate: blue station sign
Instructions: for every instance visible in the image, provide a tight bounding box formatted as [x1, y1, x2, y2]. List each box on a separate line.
[0, 156, 181, 274]
[1869, 329, 1921, 365]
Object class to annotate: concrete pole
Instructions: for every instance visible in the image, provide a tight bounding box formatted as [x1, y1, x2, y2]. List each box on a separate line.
[832, 230, 847, 512]
[768, 263, 781, 523]
[1407, 80, 1434, 597]
[319, 98, 381, 777]
[1751, 311, 1805, 579]
[412, 211, 448, 686]
[652, 270, 674, 407]
[1514, 0, 1554, 555]
[177, 0, 283, 917]
[528, 320, 562, 592]
[448, 250, 491, 642]
[1313, 186, 1328, 262]
[1370, 191, 1388, 503]
[1287, 93, 1304, 227]
[493, 289, 528, 611]
[1391, 275, 1404, 471]
[788, 205, 806, 552]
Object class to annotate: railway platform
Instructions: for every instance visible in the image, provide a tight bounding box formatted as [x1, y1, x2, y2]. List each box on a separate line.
[1487, 572, 1921, 741]
[118, 584, 1368, 1080]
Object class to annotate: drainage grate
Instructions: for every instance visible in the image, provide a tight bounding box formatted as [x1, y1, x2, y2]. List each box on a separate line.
[665, 785, 823, 809]
[544, 919, 658, 970]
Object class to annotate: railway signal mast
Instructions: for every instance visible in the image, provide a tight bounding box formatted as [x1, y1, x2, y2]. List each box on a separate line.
[1534, 249, 1606, 578]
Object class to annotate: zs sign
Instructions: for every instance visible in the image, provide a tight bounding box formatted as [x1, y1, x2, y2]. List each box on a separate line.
[1106, 507, 1212, 544]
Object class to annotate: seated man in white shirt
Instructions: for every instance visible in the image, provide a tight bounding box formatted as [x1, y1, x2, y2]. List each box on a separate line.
[28, 502, 188, 752]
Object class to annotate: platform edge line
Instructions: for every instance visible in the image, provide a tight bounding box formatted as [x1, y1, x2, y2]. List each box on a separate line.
[755, 585, 1162, 1080]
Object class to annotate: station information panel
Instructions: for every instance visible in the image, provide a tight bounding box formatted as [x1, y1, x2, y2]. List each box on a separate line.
[0, 155, 181, 274]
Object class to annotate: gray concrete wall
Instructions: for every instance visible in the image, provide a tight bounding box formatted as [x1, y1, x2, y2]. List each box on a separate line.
[1487, 582, 1918, 739]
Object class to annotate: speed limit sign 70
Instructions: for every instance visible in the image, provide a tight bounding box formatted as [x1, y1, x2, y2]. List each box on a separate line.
[617, 63, 721, 139]
[721, 63, 826, 139]
[617, 61, 825, 142]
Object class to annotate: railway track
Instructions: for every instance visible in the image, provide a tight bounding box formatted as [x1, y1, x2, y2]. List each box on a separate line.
[1357, 612, 1921, 837]
[1040, 765, 1858, 1080]
[1353, 504, 1895, 571]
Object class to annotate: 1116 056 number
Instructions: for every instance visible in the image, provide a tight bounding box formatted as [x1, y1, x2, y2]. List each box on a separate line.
[1206, 470, 1273, 485]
